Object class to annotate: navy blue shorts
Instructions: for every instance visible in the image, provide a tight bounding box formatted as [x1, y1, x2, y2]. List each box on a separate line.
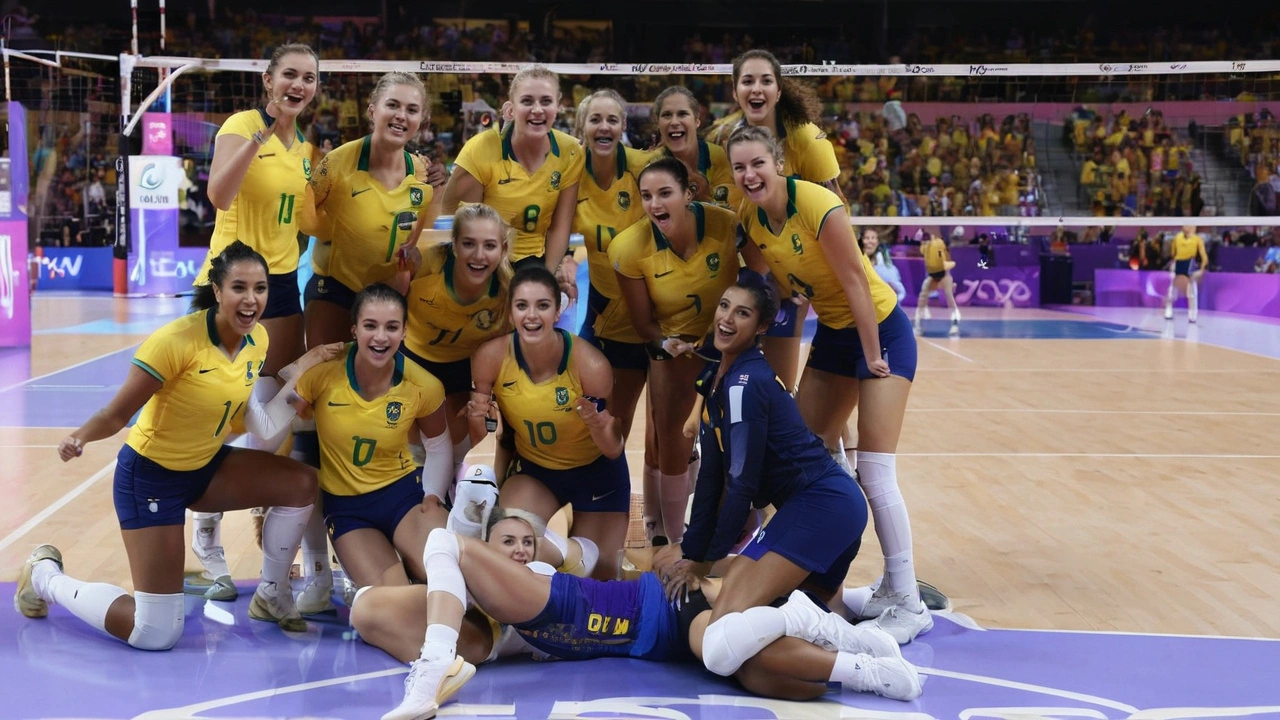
[303, 273, 358, 311]
[322, 469, 423, 541]
[928, 270, 947, 282]
[806, 304, 917, 382]
[581, 288, 648, 372]
[516, 572, 685, 661]
[1174, 259, 1192, 276]
[511, 453, 631, 513]
[401, 346, 472, 396]
[114, 444, 232, 530]
[263, 270, 302, 319]
[765, 299, 802, 338]
[740, 473, 868, 593]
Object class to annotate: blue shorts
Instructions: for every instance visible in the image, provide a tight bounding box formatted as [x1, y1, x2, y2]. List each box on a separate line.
[303, 273, 358, 311]
[806, 304, 917, 382]
[264, 270, 302, 319]
[1174, 259, 1192, 277]
[401, 346, 472, 396]
[322, 469, 423, 541]
[740, 473, 868, 593]
[516, 572, 685, 661]
[765, 299, 801, 338]
[511, 453, 631, 513]
[580, 287, 648, 372]
[113, 444, 232, 530]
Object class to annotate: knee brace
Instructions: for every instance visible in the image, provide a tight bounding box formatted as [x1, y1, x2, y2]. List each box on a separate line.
[701, 607, 787, 677]
[574, 536, 600, 578]
[127, 591, 185, 651]
[423, 528, 467, 606]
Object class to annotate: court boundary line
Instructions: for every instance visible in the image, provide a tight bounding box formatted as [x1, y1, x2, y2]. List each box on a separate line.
[0, 461, 115, 555]
[939, 612, 1280, 643]
[901, 452, 1280, 459]
[922, 339, 975, 363]
[0, 345, 138, 394]
[907, 408, 1280, 417]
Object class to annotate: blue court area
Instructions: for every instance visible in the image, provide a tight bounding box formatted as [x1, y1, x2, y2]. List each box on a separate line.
[912, 317, 1161, 339]
[3, 578, 1277, 719]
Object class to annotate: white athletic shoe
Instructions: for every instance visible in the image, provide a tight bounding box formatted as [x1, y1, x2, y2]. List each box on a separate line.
[249, 581, 308, 632]
[923, 306, 933, 320]
[296, 571, 335, 615]
[14, 544, 62, 619]
[1164, 304, 1174, 320]
[858, 603, 934, 645]
[382, 655, 476, 720]
[779, 590, 901, 660]
[840, 653, 923, 701]
[1188, 308, 1198, 323]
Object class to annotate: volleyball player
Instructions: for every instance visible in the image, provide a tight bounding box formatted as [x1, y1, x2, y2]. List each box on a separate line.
[466, 267, 628, 580]
[727, 49, 844, 394]
[915, 229, 961, 336]
[441, 65, 584, 300]
[15, 242, 332, 649]
[1165, 224, 1208, 322]
[572, 89, 650, 442]
[288, 284, 451, 588]
[401, 204, 514, 479]
[609, 157, 740, 545]
[653, 85, 740, 211]
[728, 127, 932, 643]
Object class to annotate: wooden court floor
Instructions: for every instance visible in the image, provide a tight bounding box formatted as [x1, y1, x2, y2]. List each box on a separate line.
[3, 296, 1279, 639]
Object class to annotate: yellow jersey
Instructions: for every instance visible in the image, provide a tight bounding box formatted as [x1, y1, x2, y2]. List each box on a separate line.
[922, 238, 952, 274]
[572, 144, 649, 344]
[404, 243, 509, 363]
[198, 109, 314, 282]
[1172, 232, 1208, 264]
[294, 345, 445, 496]
[309, 136, 432, 292]
[662, 139, 742, 211]
[127, 309, 268, 471]
[453, 125, 585, 262]
[494, 330, 599, 470]
[739, 178, 895, 329]
[608, 202, 740, 339]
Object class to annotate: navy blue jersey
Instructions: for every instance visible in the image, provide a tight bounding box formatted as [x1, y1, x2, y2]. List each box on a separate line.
[682, 346, 847, 563]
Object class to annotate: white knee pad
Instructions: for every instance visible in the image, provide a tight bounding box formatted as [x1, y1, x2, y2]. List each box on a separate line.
[701, 607, 787, 677]
[423, 528, 467, 606]
[127, 591, 185, 651]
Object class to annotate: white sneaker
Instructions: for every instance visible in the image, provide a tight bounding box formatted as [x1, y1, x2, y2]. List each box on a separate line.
[14, 545, 62, 619]
[1188, 308, 1197, 323]
[779, 590, 901, 660]
[923, 306, 932, 320]
[859, 603, 934, 645]
[1164, 304, 1174, 320]
[948, 319, 960, 336]
[382, 655, 476, 720]
[296, 570, 335, 615]
[249, 581, 308, 632]
[840, 653, 923, 701]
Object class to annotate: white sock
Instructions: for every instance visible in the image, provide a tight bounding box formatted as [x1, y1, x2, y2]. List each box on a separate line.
[659, 471, 690, 544]
[36, 562, 126, 633]
[857, 452, 920, 605]
[1166, 283, 1177, 307]
[260, 505, 312, 587]
[642, 464, 664, 540]
[421, 624, 459, 663]
[829, 651, 865, 684]
[191, 511, 230, 578]
[842, 585, 875, 617]
[451, 436, 472, 482]
[1188, 281, 1198, 314]
[301, 508, 331, 579]
[844, 448, 858, 476]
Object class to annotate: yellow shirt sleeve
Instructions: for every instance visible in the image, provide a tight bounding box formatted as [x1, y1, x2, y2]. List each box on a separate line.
[454, 129, 495, 186]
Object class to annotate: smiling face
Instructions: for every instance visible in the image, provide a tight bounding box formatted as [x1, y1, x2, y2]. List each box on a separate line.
[351, 300, 406, 369]
[487, 517, 536, 564]
[212, 259, 269, 336]
[581, 96, 625, 159]
[511, 76, 559, 138]
[712, 286, 767, 354]
[862, 228, 881, 254]
[510, 275, 559, 344]
[368, 82, 426, 148]
[657, 92, 700, 156]
[735, 57, 780, 127]
[262, 51, 319, 117]
[728, 139, 784, 206]
[639, 168, 691, 236]
[452, 217, 507, 288]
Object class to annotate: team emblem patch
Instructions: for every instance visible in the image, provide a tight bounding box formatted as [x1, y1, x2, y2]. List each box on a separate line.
[245, 361, 255, 382]
[706, 252, 721, 275]
[410, 187, 424, 206]
[791, 233, 804, 255]
[302, 158, 312, 179]
[550, 171, 562, 191]
[617, 191, 631, 210]
[555, 387, 569, 406]
[474, 309, 496, 331]
[386, 402, 403, 422]
[714, 186, 729, 203]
